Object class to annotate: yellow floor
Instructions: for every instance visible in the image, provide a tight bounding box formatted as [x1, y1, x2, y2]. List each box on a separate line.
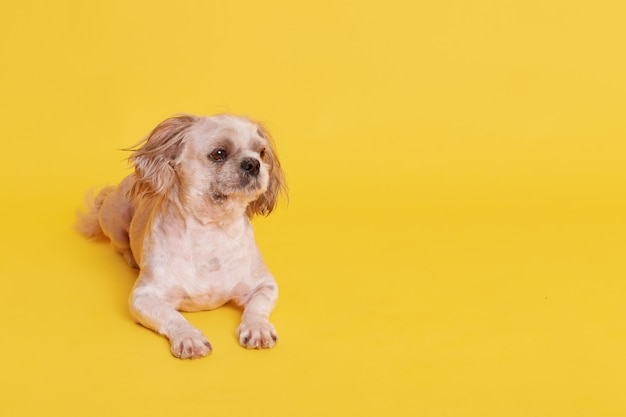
[1, 1, 626, 416]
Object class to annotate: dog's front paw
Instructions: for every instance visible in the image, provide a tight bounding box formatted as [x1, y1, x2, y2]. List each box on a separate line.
[236, 321, 278, 349]
[169, 328, 212, 359]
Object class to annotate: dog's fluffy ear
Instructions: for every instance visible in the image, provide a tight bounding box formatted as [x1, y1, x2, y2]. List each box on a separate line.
[247, 124, 287, 218]
[128, 114, 197, 199]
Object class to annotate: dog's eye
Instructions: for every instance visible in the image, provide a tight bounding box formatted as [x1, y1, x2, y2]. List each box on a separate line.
[209, 149, 227, 161]
[259, 148, 267, 159]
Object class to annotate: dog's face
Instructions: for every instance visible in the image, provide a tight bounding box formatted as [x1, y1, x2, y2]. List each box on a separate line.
[180, 116, 272, 205]
[129, 114, 285, 218]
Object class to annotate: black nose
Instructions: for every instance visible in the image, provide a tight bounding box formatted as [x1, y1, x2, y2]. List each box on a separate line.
[240, 158, 260, 176]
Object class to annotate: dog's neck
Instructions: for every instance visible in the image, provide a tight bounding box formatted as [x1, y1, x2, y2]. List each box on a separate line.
[148, 197, 250, 256]
[162, 190, 250, 228]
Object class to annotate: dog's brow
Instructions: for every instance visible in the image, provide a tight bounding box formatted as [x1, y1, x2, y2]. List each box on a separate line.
[214, 137, 234, 150]
[256, 128, 266, 139]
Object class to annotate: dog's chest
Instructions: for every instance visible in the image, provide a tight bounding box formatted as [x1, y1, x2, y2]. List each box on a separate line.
[149, 218, 262, 310]
[183, 231, 252, 280]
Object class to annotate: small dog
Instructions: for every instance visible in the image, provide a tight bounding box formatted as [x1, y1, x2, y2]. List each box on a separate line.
[76, 114, 286, 359]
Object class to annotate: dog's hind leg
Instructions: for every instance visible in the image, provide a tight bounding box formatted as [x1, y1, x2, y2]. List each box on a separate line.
[97, 179, 138, 268]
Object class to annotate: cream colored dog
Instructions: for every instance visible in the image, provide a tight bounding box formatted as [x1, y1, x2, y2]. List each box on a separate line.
[76, 114, 286, 359]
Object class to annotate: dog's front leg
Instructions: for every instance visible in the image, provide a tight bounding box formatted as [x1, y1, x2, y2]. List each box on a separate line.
[129, 285, 212, 359]
[236, 282, 279, 349]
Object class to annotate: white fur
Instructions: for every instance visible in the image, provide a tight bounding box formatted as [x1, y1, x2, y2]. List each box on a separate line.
[77, 114, 286, 359]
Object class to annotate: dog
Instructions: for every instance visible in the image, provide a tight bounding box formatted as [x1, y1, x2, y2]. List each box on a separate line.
[76, 114, 286, 359]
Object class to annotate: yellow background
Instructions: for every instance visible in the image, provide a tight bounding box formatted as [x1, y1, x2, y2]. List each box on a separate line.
[1, 0, 625, 415]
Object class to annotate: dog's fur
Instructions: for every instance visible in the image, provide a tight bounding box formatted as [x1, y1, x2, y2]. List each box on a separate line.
[76, 114, 286, 359]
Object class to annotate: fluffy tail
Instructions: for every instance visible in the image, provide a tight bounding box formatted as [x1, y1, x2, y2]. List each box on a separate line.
[75, 187, 114, 240]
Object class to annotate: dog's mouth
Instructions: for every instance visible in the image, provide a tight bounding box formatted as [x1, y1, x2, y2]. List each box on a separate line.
[209, 186, 265, 205]
[208, 174, 266, 205]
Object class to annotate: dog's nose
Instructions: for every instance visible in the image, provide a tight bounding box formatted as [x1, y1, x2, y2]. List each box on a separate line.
[240, 158, 260, 176]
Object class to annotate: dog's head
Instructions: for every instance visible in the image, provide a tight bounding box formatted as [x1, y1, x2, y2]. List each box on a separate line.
[128, 114, 286, 218]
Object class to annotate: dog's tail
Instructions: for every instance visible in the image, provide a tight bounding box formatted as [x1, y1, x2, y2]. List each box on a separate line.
[75, 187, 114, 240]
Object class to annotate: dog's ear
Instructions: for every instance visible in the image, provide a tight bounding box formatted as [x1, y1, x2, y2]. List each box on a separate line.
[127, 115, 197, 199]
[246, 124, 287, 218]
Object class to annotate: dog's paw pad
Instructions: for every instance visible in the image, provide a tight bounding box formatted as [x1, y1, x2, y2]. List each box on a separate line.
[169, 329, 212, 359]
[236, 321, 278, 349]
